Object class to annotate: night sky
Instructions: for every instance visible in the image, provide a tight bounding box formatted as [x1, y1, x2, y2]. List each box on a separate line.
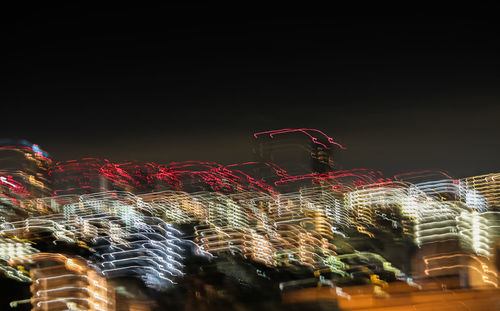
[4, 8, 499, 178]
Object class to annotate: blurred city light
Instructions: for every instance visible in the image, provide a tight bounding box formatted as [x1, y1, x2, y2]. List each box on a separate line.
[1, 134, 499, 310]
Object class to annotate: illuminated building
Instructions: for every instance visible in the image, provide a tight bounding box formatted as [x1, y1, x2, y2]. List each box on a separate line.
[460, 173, 500, 211]
[0, 237, 38, 282]
[0, 140, 52, 212]
[10, 253, 116, 311]
[457, 211, 500, 258]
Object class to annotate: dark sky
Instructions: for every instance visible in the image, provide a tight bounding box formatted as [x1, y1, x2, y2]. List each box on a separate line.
[3, 8, 499, 178]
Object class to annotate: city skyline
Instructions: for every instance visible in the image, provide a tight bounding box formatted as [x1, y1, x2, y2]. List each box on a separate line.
[3, 9, 499, 310]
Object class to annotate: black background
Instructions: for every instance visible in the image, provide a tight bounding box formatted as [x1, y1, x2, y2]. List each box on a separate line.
[3, 7, 499, 178]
